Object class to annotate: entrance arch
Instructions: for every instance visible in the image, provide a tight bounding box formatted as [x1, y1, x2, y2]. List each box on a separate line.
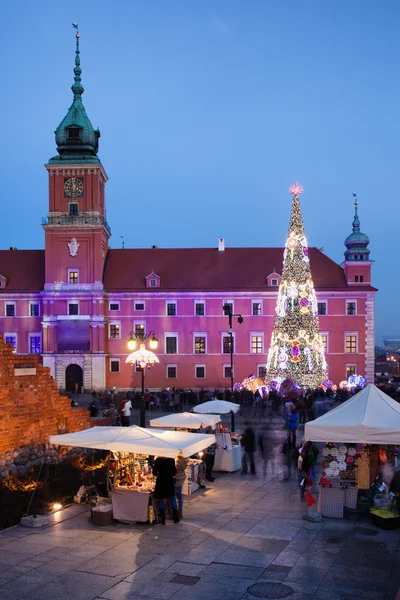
[66, 364, 83, 393]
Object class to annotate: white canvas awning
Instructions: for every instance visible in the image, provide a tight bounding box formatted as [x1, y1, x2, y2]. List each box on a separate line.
[193, 400, 240, 415]
[49, 425, 215, 458]
[304, 384, 400, 444]
[150, 412, 220, 430]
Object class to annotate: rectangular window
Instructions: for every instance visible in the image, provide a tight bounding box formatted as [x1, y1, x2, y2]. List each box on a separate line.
[135, 324, 145, 337]
[317, 302, 327, 316]
[251, 335, 263, 354]
[194, 336, 206, 354]
[355, 276, 359, 283]
[346, 365, 356, 378]
[345, 335, 357, 353]
[5, 304, 15, 317]
[30, 303, 40, 317]
[5, 336, 16, 351]
[252, 302, 262, 316]
[166, 302, 177, 316]
[223, 302, 233, 316]
[224, 366, 232, 379]
[223, 336, 234, 354]
[68, 303, 79, 316]
[150, 279, 157, 287]
[110, 359, 120, 373]
[321, 335, 328, 354]
[109, 302, 120, 311]
[195, 302, 205, 316]
[167, 366, 177, 379]
[195, 365, 205, 379]
[29, 336, 41, 354]
[166, 336, 177, 354]
[109, 324, 120, 339]
[258, 366, 267, 378]
[134, 302, 145, 311]
[69, 203, 79, 216]
[271, 278, 278, 286]
[69, 271, 79, 285]
[360, 275, 364, 283]
[347, 302, 356, 316]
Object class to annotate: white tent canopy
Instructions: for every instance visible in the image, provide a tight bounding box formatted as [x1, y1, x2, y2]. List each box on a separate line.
[193, 400, 240, 415]
[150, 412, 220, 430]
[49, 426, 215, 458]
[304, 384, 400, 445]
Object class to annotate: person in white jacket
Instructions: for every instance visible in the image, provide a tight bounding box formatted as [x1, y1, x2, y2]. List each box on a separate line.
[122, 400, 132, 426]
[175, 452, 188, 519]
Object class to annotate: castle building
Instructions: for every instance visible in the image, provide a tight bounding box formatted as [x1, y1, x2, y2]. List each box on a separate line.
[0, 35, 377, 392]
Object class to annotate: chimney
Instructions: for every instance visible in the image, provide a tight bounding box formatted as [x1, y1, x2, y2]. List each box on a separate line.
[218, 238, 225, 252]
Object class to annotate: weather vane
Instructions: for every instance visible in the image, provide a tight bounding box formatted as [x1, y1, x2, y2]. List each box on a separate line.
[289, 182, 304, 196]
[352, 192, 358, 206]
[72, 20, 79, 35]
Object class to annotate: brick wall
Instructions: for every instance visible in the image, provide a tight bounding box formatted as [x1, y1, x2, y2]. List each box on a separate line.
[0, 335, 91, 460]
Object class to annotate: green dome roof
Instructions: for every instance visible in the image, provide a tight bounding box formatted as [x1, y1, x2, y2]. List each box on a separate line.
[49, 34, 100, 164]
[344, 200, 370, 261]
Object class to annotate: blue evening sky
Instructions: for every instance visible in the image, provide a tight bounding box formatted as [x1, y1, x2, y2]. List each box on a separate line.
[2, 1, 399, 343]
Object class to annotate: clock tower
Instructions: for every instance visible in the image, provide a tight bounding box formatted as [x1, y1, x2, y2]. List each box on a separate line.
[42, 31, 110, 391]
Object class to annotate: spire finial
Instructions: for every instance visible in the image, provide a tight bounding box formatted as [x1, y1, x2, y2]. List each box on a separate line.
[71, 22, 84, 97]
[351, 193, 360, 232]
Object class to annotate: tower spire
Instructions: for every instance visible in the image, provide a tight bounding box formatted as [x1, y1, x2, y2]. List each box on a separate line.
[72, 29, 84, 98]
[344, 193, 370, 261]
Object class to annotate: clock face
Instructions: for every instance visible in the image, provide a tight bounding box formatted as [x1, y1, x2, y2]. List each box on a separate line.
[64, 178, 84, 198]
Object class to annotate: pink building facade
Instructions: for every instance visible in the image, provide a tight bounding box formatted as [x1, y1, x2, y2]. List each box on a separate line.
[0, 37, 377, 392]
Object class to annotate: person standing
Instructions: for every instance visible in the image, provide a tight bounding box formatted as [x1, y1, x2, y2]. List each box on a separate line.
[204, 442, 216, 482]
[241, 422, 256, 475]
[287, 404, 298, 449]
[122, 398, 132, 426]
[175, 452, 189, 519]
[153, 457, 180, 524]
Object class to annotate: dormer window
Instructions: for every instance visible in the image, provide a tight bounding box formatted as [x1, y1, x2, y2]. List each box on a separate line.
[67, 127, 81, 140]
[145, 270, 161, 288]
[271, 279, 278, 286]
[150, 279, 157, 287]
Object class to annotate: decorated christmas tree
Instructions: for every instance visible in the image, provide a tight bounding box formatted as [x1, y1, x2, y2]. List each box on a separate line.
[266, 183, 327, 389]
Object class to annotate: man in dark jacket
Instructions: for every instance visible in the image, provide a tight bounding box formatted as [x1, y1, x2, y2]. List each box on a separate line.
[241, 422, 256, 475]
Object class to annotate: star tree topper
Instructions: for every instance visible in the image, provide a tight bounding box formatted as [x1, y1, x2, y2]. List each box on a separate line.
[289, 182, 304, 196]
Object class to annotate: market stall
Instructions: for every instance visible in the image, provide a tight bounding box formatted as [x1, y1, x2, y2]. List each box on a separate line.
[192, 400, 242, 472]
[304, 385, 400, 519]
[49, 425, 215, 523]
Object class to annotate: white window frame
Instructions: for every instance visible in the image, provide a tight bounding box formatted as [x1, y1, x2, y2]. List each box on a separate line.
[133, 320, 146, 337]
[134, 300, 146, 311]
[109, 301, 120, 312]
[195, 364, 206, 379]
[252, 300, 262, 316]
[222, 299, 234, 315]
[320, 332, 329, 354]
[223, 364, 233, 379]
[28, 332, 42, 354]
[165, 333, 179, 355]
[271, 278, 278, 287]
[166, 301, 177, 316]
[346, 363, 357, 378]
[5, 301, 16, 317]
[68, 301, 79, 316]
[108, 321, 121, 340]
[346, 300, 357, 316]
[257, 364, 267, 379]
[344, 332, 358, 354]
[193, 332, 207, 355]
[317, 300, 327, 316]
[250, 332, 264, 354]
[4, 333, 17, 353]
[194, 301, 206, 316]
[166, 364, 177, 379]
[68, 268, 80, 285]
[110, 358, 120, 373]
[29, 301, 40, 317]
[221, 332, 235, 355]
[150, 279, 157, 287]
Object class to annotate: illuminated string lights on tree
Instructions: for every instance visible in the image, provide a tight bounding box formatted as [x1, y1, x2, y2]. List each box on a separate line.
[266, 182, 327, 389]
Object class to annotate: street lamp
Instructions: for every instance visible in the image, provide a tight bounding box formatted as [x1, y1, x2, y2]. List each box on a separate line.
[125, 330, 159, 428]
[223, 304, 243, 431]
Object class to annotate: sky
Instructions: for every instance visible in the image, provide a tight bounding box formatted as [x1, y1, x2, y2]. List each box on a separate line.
[1, 1, 399, 343]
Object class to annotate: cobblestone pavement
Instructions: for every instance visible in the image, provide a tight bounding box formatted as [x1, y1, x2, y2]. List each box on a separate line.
[1, 413, 400, 600]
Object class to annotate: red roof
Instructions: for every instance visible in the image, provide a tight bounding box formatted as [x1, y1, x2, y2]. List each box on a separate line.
[0, 250, 45, 292]
[104, 247, 374, 292]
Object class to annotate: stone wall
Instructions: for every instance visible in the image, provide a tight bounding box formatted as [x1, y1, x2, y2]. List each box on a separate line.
[0, 335, 92, 478]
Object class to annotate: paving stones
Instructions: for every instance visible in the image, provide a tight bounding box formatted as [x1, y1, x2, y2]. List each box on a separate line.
[170, 574, 200, 585]
[247, 582, 295, 598]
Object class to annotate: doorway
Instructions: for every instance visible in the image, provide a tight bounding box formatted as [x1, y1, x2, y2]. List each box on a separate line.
[66, 364, 83, 393]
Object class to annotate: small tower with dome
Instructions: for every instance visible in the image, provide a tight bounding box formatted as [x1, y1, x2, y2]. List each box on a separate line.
[342, 196, 373, 286]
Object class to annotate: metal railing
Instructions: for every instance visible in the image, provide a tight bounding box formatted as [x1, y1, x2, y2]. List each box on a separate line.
[42, 215, 111, 234]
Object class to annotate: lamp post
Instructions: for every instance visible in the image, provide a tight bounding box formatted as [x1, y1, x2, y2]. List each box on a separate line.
[223, 304, 243, 432]
[125, 330, 159, 428]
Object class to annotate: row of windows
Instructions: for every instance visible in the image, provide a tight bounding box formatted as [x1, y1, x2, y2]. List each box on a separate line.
[3, 303, 40, 318]
[110, 300, 265, 316]
[3, 334, 41, 354]
[111, 359, 359, 381]
[318, 301, 358, 316]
